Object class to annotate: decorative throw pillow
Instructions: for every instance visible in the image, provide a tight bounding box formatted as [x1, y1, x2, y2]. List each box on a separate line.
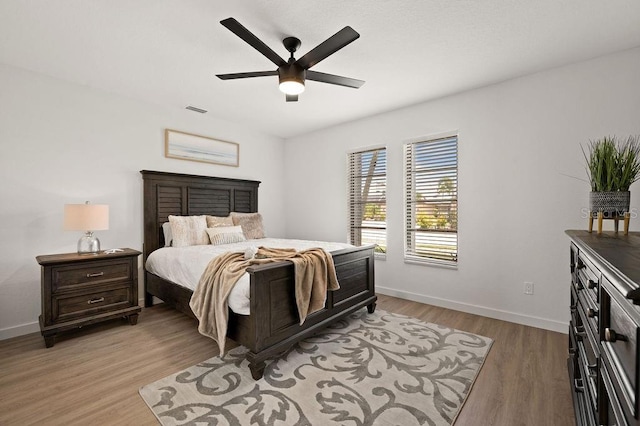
[168, 215, 209, 247]
[206, 215, 234, 228]
[162, 222, 173, 247]
[230, 212, 265, 239]
[206, 225, 246, 246]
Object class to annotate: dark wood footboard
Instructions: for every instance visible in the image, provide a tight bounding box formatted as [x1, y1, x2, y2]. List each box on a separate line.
[228, 244, 376, 379]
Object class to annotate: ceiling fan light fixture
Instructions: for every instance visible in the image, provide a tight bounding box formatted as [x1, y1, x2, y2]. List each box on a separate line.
[278, 65, 306, 95]
[279, 79, 305, 95]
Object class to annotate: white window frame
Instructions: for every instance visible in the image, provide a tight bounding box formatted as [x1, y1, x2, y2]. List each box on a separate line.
[347, 145, 387, 258]
[403, 131, 458, 268]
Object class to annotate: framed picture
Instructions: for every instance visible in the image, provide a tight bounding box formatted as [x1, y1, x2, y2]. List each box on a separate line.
[165, 129, 239, 167]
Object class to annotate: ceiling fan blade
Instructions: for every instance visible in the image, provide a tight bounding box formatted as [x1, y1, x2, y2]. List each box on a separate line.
[216, 70, 278, 80]
[286, 94, 298, 102]
[220, 18, 286, 67]
[295, 26, 360, 70]
[306, 70, 364, 88]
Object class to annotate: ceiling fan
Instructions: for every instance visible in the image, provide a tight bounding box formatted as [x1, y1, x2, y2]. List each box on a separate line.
[215, 18, 365, 102]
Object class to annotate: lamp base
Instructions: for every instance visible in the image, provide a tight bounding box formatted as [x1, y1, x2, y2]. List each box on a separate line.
[78, 231, 101, 254]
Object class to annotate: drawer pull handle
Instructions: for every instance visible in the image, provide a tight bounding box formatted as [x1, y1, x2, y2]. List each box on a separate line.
[87, 272, 105, 278]
[88, 297, 105, 304]
[604, 328, 627, 343]
[574, 326, 587, 340]
[587, 308, 598, 318]
[576, 261, 585, 270]
[574, 378, 584, 393]
[587, 280, 597, 290]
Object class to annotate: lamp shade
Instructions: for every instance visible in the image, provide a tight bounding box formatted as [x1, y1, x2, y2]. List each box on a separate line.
[64, 203, 109, 231]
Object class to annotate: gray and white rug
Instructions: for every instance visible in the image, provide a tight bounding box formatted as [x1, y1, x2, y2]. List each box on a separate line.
[140, 309, 493, 425]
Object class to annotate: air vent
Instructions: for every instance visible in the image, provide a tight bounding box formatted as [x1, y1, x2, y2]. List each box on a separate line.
[185, 106, 207, 114]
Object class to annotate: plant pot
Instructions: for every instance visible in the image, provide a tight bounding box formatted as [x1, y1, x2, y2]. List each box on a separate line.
[589, 191, 630, 218]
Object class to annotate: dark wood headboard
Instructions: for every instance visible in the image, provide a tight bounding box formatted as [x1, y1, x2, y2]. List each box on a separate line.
[140, 170, 260, 261]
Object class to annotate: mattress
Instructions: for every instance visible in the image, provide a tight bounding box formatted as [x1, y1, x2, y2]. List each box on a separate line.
[145, 238, 353, 315]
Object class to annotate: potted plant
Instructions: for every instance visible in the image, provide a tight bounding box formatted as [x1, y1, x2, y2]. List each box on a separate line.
[583, 135, 640, 219]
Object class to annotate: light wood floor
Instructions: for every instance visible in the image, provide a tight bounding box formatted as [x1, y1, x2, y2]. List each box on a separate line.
[0, 294, 574, 425]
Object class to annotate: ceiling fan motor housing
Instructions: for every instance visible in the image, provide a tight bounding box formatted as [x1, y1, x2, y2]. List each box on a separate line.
[278, 62, 306, 86]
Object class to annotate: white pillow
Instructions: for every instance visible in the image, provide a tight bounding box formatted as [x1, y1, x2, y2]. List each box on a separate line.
[168, 215, 209, 247]
[162, 222, 172, 247]
[206, 225, 246, 246]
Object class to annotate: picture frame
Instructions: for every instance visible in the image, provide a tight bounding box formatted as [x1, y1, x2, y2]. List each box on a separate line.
[165, 129, 239, 167]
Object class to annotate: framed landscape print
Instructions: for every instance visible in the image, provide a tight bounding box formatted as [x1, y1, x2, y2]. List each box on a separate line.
[165, 129, 239, 167]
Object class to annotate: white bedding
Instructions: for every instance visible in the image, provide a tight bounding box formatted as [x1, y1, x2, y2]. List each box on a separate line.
[145, 238, 353, 315]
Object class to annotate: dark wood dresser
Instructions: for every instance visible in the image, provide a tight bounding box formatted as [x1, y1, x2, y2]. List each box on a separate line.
[37, 248, 141, 347]
[567, 230, 640, 425]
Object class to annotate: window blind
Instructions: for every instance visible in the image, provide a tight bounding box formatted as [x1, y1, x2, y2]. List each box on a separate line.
[404, 135, 458, 264]
[348, 147, 387, 254]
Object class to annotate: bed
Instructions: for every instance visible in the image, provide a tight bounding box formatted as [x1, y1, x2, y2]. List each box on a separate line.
[141, 170, 377, 379]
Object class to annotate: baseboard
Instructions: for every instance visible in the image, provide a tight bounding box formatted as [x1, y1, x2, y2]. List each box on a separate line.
[0, 321, 40, 341]
[376, 286, 568, 334]
[1, 292, 567, 340]
[2, 300, 146, 341]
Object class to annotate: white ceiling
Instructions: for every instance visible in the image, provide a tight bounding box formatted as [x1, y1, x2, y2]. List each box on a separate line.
[1, 1, 639, 139]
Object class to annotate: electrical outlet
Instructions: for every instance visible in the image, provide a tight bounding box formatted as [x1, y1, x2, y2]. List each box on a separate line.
[524, 282, 534, 295]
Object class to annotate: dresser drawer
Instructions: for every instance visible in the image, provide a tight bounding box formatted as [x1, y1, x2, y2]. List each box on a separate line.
[570, 243, 579, 281]
[578, 337, 599, 408]
[575, 365, 598, 426]
[578, 290, 600, 350]
[602, 286, 638, 419]
[577, 252, 600, 305]
[52, 259, 132, 292]
[601, 366, 629, 426]
[52, 287, 132, 322]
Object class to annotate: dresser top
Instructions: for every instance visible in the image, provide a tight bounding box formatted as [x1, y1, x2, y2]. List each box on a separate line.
[36, 248, 141, 266]
[566, 230, 640, 293]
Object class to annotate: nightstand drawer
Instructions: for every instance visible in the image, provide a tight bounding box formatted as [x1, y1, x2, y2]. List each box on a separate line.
[53, 287, 132, 322]
[52, 259, 132, 292]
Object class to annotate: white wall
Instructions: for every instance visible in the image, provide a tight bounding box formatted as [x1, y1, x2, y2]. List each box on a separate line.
[0, 63, 286, 339]
[283, 47, 640, 333]
[2, 47, 639, 340]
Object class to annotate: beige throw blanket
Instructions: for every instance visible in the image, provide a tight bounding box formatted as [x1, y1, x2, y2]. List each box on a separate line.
[189, 247, 339, 354]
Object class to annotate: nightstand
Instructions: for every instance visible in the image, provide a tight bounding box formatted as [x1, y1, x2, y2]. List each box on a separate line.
[36, 248, 142, 348]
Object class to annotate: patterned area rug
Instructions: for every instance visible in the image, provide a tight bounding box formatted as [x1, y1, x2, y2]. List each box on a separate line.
[139, 310, 493, 425]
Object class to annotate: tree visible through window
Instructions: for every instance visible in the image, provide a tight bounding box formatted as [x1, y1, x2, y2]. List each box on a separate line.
[404, 135, 458, 265]
[348, 147, 387, 254]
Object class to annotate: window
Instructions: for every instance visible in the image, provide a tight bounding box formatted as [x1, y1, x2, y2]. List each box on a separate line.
[404, 134, 458, 265]
[348, 147, 387, 255]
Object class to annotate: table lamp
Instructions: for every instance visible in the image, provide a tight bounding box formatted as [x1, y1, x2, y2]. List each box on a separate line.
[64, 201, 109, 253]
